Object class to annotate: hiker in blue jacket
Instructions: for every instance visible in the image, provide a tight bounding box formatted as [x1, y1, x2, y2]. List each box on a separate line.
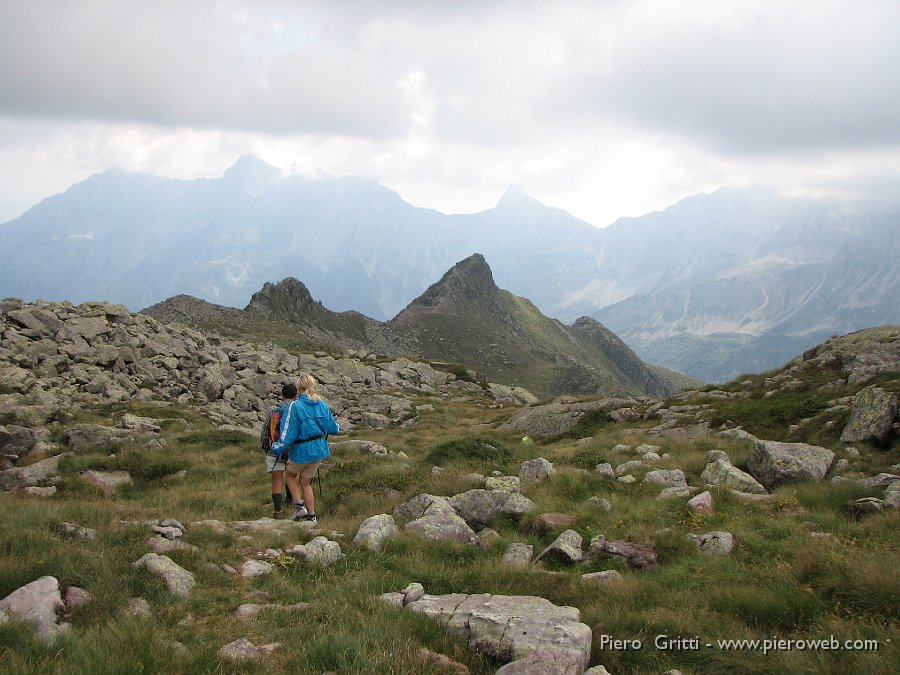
[270, 373, 339, 524]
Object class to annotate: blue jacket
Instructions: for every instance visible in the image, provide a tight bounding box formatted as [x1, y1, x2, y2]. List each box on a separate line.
[271, 394, 339, 464]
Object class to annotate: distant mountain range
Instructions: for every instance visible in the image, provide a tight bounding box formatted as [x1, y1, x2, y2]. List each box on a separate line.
[144, 254, 688, 399]
[2, 155, 898, 381]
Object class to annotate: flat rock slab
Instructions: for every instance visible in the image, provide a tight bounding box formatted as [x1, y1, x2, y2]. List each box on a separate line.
[132, 553, 195, 597]
[405, 592, 591, 672]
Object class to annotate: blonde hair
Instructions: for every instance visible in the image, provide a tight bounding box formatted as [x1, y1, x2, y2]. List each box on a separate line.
[296, 373, 322, 400]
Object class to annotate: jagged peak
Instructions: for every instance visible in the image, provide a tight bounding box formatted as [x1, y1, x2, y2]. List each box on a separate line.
[221, 155, 280, 183]
[413, 254, 498, 307]
[245, 277, 324, 317]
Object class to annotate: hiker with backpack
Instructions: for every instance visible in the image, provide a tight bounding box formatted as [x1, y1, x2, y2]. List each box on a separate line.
[261, 383, 297, 519]
[270, 373, 340, 524]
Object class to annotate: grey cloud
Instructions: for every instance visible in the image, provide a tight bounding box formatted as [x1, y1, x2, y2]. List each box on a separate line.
[0, 1, 407, 136]
[547, 3, 900, 154]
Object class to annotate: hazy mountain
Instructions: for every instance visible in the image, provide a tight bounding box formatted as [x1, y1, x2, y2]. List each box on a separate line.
[2, 156, 898, 382]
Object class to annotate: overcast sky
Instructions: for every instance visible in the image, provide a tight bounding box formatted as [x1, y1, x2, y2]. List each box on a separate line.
[1, 0, 899, 226]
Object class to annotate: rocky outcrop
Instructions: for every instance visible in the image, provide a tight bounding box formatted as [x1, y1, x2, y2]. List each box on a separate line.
[701, 457, 767, 495]
[0, 576, 69, 642]
[747, 439, 835, 490]
[501, 398, 639, 437]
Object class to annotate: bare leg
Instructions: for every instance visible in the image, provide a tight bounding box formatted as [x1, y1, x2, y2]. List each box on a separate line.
[300, 474, 315, 514]
[271, 470, 284, 495]
[285, 470, 302, 503]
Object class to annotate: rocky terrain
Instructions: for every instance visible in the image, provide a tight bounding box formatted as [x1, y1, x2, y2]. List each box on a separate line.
[0, 299, 897, 672]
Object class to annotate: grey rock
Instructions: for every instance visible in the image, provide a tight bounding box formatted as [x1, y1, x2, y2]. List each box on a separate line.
[239, 560, 274, 578]
[519, 458, 556, 484]
[147, 537, 198, 554]
[687, 531, 735, 556]
[377, 592, 404, 608]
[642, 469, 688, 490]
[63, 586, 92, 611]
[581, 570, 623, 585]
[687, 491, 714, 514]
[706, 449, 730, 463]
[701, 458, 767, 494]
[587, 496, 611, 511]
[589, 536, 657, 570]
[405, 592, 591, 672]
[351, 514, 399, 552]
[392, 493, 455, 526]
[401, 583, 426, 605]
[856, 473, 900, 490]
[615, 460, 645, 476]
[484, 475, 520, 492]
[24, 486, 57, 497]
[125, 597, 151, 617]
[747, 439, 835, 489]
[495, 648, 585, 675]
[594, 463, 614, 479]
[79, 469, 132, 495]
[501, 543, 534, 568]
[883, 481, 900, 508]
[449, 489, 535, 530]
[657, 487, 690, 499]
[218, 638, 266, 663]
[0, 576, 68, 642]
[535, 529, 583, 564]
[840, 386, 897, 444]
[0, 453, 68, 491]
[851, 497, 884, 514]
[617, 475, 637, 484]
[132, 553, 195, 597]
[331, 439, 389, 456]
[305, 536, 344, 566]
[405, 512, 483, 547]
[501, 398, 636, 437]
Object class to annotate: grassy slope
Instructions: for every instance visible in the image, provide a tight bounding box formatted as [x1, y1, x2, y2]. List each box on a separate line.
[1, 378, 897, 673]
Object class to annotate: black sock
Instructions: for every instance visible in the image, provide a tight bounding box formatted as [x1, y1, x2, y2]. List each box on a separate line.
[272, 493, 283, 512]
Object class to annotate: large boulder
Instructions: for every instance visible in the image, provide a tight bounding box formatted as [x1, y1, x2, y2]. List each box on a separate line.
[392, 494, 456, 526]
[519, 458, 556, 485]
[405, 592, 591, 672]
[0, 576, 69, 642]
[840, 386, 897, 444]
[642, 469, 688, 490]
[448, 489, 535, 530]
[701, 458, 767, 494]
[534, 529, 583, 564]
[405, 512, 483, 547]
[501, 398, 635, 437]
[747, 439, 835, 490]
[352, 514, 399, 551]
[0, 453, 69, 492]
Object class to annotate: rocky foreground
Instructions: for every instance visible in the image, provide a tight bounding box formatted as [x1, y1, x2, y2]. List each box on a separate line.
[1, 300, 898, 673]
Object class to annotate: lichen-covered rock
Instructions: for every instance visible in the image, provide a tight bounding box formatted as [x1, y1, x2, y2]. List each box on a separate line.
[588, 536, 657, 570]
[535, 529, 583, 564]
[449, 489, 534, 530]
[405, 592, 592, 672]
[701, 458, 767, 494]
[501, 543, 534, 568]
[132, 553, 195, 597]
[840, 386, 897, 444]
[747, 439, 835, 490]
[501, 398, 636, 437]
[351, 514, 399, 551]
[240, 560, 274, 578]
[0, 576, 69, 642]
[687, 531, 735, 556]
[305, 537, 344, 566]
[484, 475, 520, 492]
[581, 570, 623, 585]
[642, 469, 687, 490]
[687, 491, 714, 514]
[392, 494, 455, 526]
[519, 458, 555, 484]
[405, 512, 483, 547]
[218, 638, 266, 663]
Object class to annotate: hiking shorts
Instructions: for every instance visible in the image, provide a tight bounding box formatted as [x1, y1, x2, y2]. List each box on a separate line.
[286, 459, 322, 479]
[265, 452, 286, 474]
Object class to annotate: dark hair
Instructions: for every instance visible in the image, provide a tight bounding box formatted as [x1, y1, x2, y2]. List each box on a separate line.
[281, 383, 298, 399]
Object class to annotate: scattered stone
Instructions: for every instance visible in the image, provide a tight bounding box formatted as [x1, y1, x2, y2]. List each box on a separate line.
[352, 514, 399, 552]
[657, 487, 690, 499]
[519, 458, 556, 484]
[687, 491, 714, 514]
[851, 497, 884, 514]
[392, 494, 455, 526]
[687, 531, 735, 556]
[24, 486, 57, 497]
[642, 469, 688, 490]
[304, 536, 344, 566]
[594, 463, 614, 479]
[617, 475, 636, 484]
[615, 460, 645, 476]
[63, 586, 92, 612]
[701, 458, 767, 494]
[331, 439, 389, 456]
[0, 576, 69, 642]
[218, 638, 266, 663]
[588, 536, 657, 570]
[449, 489, 534, 530]
[239, 560, 274, 578]
[581, 570, 623, 585]
[642, 451, 662, 461]
[79, 469, 132, 495]
[478, 528, 501, 546]
[502, 543, 534, 568]
[401, 583, 426, 605]
[125, 597, 151, 617]
[132, 553, 195, 597]
[495, 647, 585, 674]
[587, 496, 612, 512]
[535, 529, 583, 564]
[405, 512, 482, 547]
[856, 473, 900, 490]
[377, 592, 405, 608]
